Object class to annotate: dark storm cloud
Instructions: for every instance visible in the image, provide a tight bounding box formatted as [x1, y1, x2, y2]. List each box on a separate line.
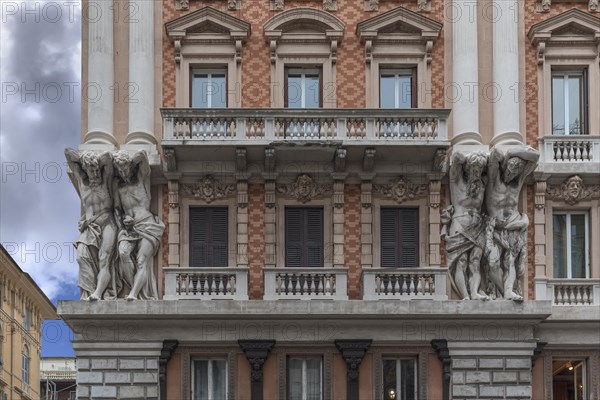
[1, 1, 82, 300]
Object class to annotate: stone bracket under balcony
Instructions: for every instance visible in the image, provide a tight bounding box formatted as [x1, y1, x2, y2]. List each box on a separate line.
[361, 268, 448, 300]
[263, 268, 348, 300]
[537, 136, 600, 178]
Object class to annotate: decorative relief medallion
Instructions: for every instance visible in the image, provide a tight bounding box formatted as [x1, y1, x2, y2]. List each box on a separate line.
[546, 175, 600, 205]
[374, 176, 427, 204]
[182, 176, 235, 203]
[277, 174, 331, 203]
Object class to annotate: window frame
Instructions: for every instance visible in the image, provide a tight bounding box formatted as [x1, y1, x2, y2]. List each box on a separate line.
[284, 66, 323, 109]
[287, 356, 324, 400]
[382, 357, 418, 400]
[379, 207, 420, 268]
[188, 206, 229, 268]
[191, 358, 228, 400]
[551, 68, 589, 136]
[284, 207, 325, 268]
[22, 345, 30, 384]
[379, 67, 418, 109]
[552, 210, 590, 279]
[23, 306, 30, 332]
[190, 67, 228, 109]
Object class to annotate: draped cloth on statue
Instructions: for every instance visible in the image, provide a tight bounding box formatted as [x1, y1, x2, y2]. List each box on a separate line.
[489, 212, 528, 277]
[117, 214, 165, 300]
[74, 210, 120, 299]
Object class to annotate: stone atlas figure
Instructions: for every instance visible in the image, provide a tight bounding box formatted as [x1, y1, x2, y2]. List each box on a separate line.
[113, 150, 165, 301]
[484, 146, 539, 301]
[65, 149, 120, 300]
[441, 151, 489, 300]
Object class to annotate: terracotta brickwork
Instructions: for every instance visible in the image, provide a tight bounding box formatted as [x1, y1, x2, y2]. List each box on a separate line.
[248, 184, 265, 300]
[344, 184, 362, 300]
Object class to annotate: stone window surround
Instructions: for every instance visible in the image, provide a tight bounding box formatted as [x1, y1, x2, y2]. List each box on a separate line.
[264, 8, 344, 108]
[371, 198, 429, 269]
[528, 9, 600, 138]
[544, 198, 599, 279]
[357, 6, 442, 109]
[165, 7, 250, 108]
[535, 0, 599, 13]
[371, 346, 430, 400]
[180, 197, 238, 268]
[276, 347, 334, 400]
[542, 350, 600, 400]
[276, 197, 334, 269]
[179, 347, 238, 400]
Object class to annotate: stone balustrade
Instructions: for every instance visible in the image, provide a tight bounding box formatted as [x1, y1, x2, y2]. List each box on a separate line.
[163, 267, 248, 300]
[535, 278, 600, 306]
[538, 136, 600, 174]
[263, 268, 348, 300]
[161, 108, 449, 143]
[361, 268, 448, 300]
[41, 370, 77, 380]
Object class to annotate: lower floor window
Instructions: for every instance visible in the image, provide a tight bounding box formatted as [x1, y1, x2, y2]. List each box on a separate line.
[288, 357, 322, 400]
[552, 359, 586, 400]
[383, 358, 417, 400]
[193, 359, 226, 400]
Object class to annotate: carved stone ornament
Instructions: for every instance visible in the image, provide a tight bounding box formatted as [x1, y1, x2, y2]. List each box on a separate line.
[373, 176, 427, 204]
[546, 175, 600, 205]
[277, 174, 331, 203]
[182, 176, 235, 203]
[271, 0, 336, 10]
[176, 0, 239, 10]
[537, 0, 598, 12]
[365, 0, 430, 11]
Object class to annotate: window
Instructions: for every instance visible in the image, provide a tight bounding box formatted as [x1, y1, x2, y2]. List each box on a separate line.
[22, 345, 30, 384]
[191, 69, 227, 108]
[23, 307, 30, 331]
[381, 208, 419, 268]
[380, 68, 417, 109]
[383, 358, 417, 400]
[285, 68, 322, 108]
[288, 357, 322, 400]
[552, 359, 587, 400]
[553, 212, 589, 278]
[189, 208, 228, 267]
[552, 69, 588, 135]
[285, 208, 324, 268]
[192, 359, 227, 400]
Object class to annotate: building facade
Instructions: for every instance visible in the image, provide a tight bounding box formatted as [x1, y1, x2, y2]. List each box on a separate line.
[40, 357, 77, 400]
[60, 0, 600, 399]
[0, 246, 58, 400]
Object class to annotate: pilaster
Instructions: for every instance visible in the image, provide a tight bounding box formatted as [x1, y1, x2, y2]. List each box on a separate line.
[335, 339, 372, 400]
[360, 179, 374, 269]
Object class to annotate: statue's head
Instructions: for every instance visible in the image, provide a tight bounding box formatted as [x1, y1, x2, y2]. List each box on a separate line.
[80, 151, 102, 186]
[113, 151, 133, 183]
[503, 156, 526, 184]
[465, 152, 486, 198]
[565, 175, 583, 201]
[296, 174, 313, 197]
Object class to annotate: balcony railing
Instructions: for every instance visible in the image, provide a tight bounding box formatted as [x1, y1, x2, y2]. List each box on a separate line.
[263, 268, 348, 300]
[535, 278, 600, 306]
[361, 268, 448, 300]
[161, 108, 449, 143]
[163, 267, 249, 300]
[539, 136, 600, 163]
[41, 370, 77, 380]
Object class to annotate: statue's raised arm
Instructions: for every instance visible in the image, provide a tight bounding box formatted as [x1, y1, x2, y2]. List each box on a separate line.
[505, 146, 539, 184]
[130, 150, 151, 199]
[65, 148, 84, 189]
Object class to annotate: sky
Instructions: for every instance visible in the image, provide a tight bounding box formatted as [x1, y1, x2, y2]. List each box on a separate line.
[1, 0, 83, 357]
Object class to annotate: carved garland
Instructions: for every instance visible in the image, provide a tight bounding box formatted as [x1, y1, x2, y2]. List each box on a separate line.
[373, 176, 427, 204]
[182, 176, 235, 203]
[276, 174, 331, 203]
[176, 0, 240, 11]
[365, 0, 431, 11]
[546, 175, 600, 205]
[271, 0, 337, 11]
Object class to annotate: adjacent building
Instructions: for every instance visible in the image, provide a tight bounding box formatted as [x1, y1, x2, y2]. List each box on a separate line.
[40, 357, 77, 400]
[0, 246, 58, 400]
[59, 0, 600, 399]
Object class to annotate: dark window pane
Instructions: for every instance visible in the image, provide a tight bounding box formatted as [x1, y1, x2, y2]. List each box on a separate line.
[286, 208, 324, 267]
[553, 214, 567, 278]
[190, 208, 228, 267]
[552, 75, 565, 135]
[383, 359, 397, 400]
[192, 70, 226, 108]
[570, 214, 586, 279]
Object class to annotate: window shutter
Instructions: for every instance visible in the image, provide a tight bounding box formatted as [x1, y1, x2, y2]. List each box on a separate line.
[380, 208, 399, 268]
[189, 208, 228, 267]
[305, 208, 324, 268]
[286, 208, 303, 267]
[286, 208, 324, 267]
[399, 209, 419, 267]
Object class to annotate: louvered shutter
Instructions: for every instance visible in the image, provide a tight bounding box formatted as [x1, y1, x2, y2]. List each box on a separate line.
[285, 208, 303, 267]
[380, 208, 399, 268]
[399, 209, 419, 267]
[305, 208, 324, 267]
[189, 207, 228, 267]
[286, 208, 324, 267]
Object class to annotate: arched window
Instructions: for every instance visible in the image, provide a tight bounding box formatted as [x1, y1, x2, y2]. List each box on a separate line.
[22, 344, 30, 384]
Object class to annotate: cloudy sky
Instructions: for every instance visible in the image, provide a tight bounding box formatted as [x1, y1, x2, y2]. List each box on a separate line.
[1, 0, 83, 356]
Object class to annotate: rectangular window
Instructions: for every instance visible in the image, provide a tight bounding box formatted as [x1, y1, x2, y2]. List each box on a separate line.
[23, 307, 30, 331]
[380, 68, 417, 109]
[189, 207, 228, 268]
[552, 359, 586, 400]
[285, 67, 322, 108]
[553, 212, 589, 279]
[22, 355, 29, 384]
[381, 208, 419, 268]
[191, 68, 227, 108]
[383, 358, 417, 400]
[552, 69, 588, 135]
[288, 357, 322, 400]
[192, 359, 227, 400]
[285, 208, 324, 268]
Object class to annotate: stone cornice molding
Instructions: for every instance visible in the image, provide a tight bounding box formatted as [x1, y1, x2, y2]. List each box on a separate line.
[176, 0, 241, 11]
[264, 8, 345, 46]
[365, 0, 431, 12]
[373, 176, 427, 204]
[528, 8, 600, 47]
[546, 175, 600, 205]
[357, 6, 441, 44]
[182, 175, 235, 203]
[536, 0, 598, 13]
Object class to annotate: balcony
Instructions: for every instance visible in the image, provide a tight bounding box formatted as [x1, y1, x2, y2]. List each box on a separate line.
[538, 135, 600, 175]
[535, 278, 600, 306]
[263, 268, 348, 300]
[361, 268, 448, 300]
[40, 370, 77, 380]
[164, 267, 249, 300]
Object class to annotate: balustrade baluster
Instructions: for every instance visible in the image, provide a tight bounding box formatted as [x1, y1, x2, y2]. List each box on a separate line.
[375, 274, 382, 294]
